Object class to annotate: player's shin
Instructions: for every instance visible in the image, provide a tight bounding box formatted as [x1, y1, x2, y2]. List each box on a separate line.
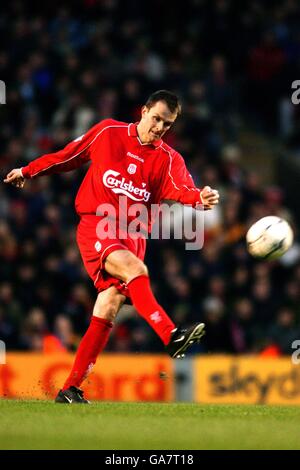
[62, 316, 112, 390]
[127, 275, 175, 345]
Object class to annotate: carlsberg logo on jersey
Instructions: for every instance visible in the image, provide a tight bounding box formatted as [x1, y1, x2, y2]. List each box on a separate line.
[103, 170, 151, 202]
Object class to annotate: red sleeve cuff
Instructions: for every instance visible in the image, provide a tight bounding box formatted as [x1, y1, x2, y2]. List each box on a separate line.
[21, 166, 31, 178]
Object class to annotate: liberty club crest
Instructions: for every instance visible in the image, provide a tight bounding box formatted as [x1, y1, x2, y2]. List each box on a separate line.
[127, 163, 137, 174]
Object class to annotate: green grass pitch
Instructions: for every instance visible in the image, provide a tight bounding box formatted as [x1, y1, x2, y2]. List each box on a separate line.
[0, 400, 300, 450]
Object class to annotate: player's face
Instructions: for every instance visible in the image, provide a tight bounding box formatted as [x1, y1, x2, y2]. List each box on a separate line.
[140, 101, 177, 143]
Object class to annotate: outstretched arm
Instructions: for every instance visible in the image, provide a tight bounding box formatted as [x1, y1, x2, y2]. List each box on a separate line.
[4, 120, 111, 186]
[159, 150, 219, 210]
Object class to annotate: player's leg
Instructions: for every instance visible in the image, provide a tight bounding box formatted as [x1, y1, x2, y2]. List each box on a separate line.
[104, 249, 205, 355]
[55, 286, 125, 403]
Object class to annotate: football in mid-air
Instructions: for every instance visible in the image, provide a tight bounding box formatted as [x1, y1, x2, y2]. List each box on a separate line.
[246, 216, 294, 260]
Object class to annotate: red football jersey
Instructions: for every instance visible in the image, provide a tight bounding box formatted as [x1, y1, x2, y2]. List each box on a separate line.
[21, 119, 204, 230]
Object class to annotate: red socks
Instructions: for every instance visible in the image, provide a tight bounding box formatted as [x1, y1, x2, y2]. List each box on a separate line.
[62, 316, 112, 390]
[127, 275, 175, 345]
[62, 276, 174, 390]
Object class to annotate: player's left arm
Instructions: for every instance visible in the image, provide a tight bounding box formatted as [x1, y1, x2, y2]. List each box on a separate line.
[158, 151, 219, 209]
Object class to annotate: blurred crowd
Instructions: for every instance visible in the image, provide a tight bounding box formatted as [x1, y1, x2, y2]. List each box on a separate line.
[0, 0, 300, 355]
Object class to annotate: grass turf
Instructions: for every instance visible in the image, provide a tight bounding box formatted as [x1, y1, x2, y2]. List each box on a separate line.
[0, 400, 299, 450]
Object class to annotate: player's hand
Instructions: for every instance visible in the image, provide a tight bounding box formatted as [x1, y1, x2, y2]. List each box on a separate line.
[200, 186, 219, 210]
[3, 168, 26, 188]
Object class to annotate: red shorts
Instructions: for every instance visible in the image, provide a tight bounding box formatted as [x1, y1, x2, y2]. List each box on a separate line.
[76, 215, 146, 297]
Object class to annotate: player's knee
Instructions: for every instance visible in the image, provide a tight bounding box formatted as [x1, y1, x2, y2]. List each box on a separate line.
[93, 301, 119, 322]
[102, 304, 119, 322]
[105, 250, 148, 282]
[93, 287, 125, 322]
[126, 260, 148, 282]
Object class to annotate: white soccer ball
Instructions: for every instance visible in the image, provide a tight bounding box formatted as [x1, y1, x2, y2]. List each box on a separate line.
[246, 216, 294, 260]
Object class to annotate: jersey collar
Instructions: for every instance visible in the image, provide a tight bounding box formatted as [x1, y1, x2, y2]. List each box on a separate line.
[128, 123, 162, 148]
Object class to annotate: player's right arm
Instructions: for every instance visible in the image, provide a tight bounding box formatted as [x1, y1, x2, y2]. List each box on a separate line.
[4, 120, 112, 187]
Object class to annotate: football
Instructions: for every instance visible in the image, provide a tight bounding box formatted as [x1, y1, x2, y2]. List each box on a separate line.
[246, 216, 294, 260]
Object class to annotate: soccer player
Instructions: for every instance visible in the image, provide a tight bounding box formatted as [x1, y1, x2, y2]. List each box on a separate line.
[4, 90, 219, 403]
